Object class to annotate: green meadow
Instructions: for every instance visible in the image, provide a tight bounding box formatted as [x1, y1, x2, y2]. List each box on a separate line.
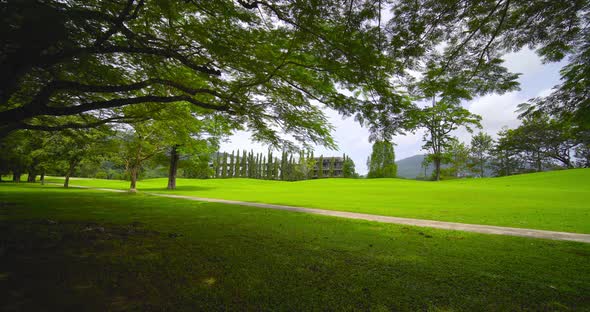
[1, 183, 589, 311]
[45, 169, 590, 233]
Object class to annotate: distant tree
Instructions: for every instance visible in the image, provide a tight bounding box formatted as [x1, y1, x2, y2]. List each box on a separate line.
[342, 155, 357, 178]
[542, 118, 579, 168]
[47, 128, 112, 188]
[279, 150, 287, 181]
[306, 151, 316, 179]
[221, 152, 228, 178]
[0, 130, 50, 183]
[273, 157, 280, 180]
[297, 151, 308, 180]
[575, 141, 590, 168]
[470, 132, 493, 177]
[318, 155, 324, 179]
[234, 150, 241, 178]
[258, 153, 266, 179]
[249, 151, 255, 178]
[489, 128, 522, 176]
[507, 116, 550, 171]
[329, 157, 335, 177]
[419, 156, 431, 180]
[241, 150, 247, 177]
[266, 150, 273, 179]
[444, 140, 470, 178]
[228, 151, 234, 178]
[419, 100, 481, 181]
[214, 152, 221, 178]
[257, 153, 262, 179]
[183, 152, 214, 179]
[117, 119, 180, 192]
[367, 141, 397, 178]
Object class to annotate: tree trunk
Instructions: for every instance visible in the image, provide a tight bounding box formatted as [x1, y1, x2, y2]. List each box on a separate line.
[12, 170, 21, 183]
[64, 173, 70, 188]
[64, 159, 78, 188]
[167, 145, 180, 190]
[129, 166, 138, 192]
[27, 170, 36, 182]
[40, 171, 45, 185]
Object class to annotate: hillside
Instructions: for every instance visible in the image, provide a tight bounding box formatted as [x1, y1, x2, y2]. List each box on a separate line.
[395, 154, 431, 178]
[395, 154, 493, 179]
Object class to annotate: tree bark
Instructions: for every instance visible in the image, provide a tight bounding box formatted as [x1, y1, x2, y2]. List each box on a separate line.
[12, 170, 21, 183]
[434, 158, 441, 181]
[40, 171, 45, 185]
[167, 145, 180, 190]
[129, 166, 138, 192]
[64, 159, 78, 188]
[27, 170, 36, 182]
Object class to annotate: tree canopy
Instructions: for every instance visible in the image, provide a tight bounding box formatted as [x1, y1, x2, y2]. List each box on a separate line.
[0, 0, 405, 149]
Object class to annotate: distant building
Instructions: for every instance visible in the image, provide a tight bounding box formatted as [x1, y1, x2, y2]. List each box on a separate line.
[312, 156, 344, 178]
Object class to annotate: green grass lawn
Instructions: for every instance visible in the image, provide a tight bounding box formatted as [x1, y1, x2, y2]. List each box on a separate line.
[45, 169, 590, 233]
[0, 183, 589, 311]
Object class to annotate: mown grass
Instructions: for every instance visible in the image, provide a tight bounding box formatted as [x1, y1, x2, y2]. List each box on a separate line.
[45, 169, 590, 233]
[0, 183, 589, 311]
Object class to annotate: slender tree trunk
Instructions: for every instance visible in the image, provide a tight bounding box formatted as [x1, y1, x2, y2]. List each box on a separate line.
[64, 175, 70, 188]
[434, 158, 441, 181]
[64, 159, 78, 188]
[40, 171, 45, 185]
[167, 145, 180, 190]
[129, 166, 138, 192]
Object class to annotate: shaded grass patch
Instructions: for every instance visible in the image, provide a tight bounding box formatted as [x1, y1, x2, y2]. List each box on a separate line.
[1, 184, 589, 310]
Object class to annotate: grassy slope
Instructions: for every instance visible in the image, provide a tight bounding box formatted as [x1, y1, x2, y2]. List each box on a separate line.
[46, 169, 590, 233]
[0, 183, 589, 311]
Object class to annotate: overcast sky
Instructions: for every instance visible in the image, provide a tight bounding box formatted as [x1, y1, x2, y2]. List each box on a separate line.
[220, 48, 566, 175]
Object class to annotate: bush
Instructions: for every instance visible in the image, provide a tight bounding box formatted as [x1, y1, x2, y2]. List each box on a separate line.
[95, 171, 108, 179]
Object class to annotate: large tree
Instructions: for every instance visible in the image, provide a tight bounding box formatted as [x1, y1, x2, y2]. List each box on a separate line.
[3, 0, 589, 148]
[0, 0, 409, 151]
[116, 103, 212, 191]
[496, 114, 582, 171]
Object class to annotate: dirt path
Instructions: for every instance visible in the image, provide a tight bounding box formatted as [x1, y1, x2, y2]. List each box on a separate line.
[60, 184, 590, 243]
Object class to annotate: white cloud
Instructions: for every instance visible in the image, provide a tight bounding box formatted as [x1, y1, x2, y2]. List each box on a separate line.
[503, 48, 545, 76]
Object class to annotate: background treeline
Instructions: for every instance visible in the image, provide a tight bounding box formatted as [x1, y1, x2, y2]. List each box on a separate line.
[211, 150, 358, 181]
[0, 127, 216, 188]
[0, 126, 358, 189]
[425, 114, 589, 180]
